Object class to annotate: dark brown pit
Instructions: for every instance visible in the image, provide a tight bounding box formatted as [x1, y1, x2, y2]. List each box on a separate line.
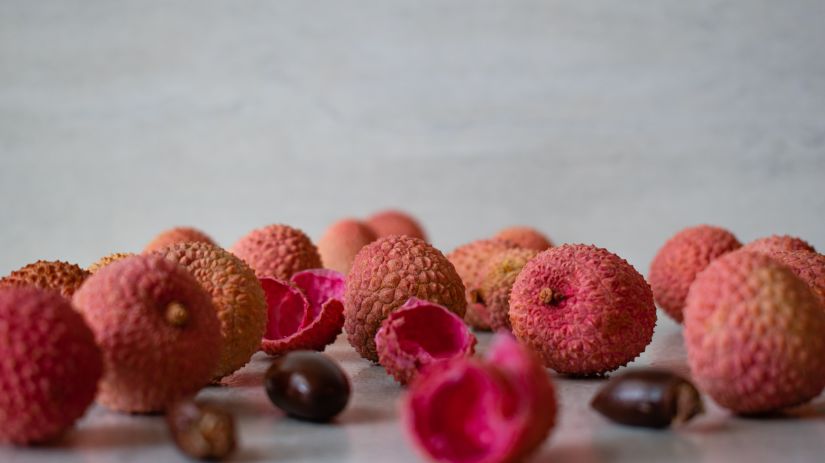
[591, 369, 704, 429]
[264, 351, 351, 422]
[166, 399, 236, 460]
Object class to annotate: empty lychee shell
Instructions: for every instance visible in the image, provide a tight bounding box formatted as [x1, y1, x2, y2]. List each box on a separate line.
[260, 269, 346, 355]
[375, 298, 476, 385]
[403, 333, 556, 463]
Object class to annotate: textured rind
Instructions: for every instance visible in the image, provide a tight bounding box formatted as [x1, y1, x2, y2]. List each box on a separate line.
[73, 254, 222, 413]
[318, 219, 378, 274]
[649, 225, 742, 323]
[494, 226, 554, 251]
[0, 287, 103, 444]
[0, 260, 90, 299]
[375, 298, 476, 385]
[762, 250, 825, 306]
[684, 250, 825, 414]
[345, 235, 466, 362]
[230, 224, 322, 280]
[478, 248, 539, 331]
[365, 210, 427, 241]
[88, 253, 135, 273]
[144, 226, 216, 253]
[510, 244, 656, 375]
[403, 334, 556, 463]
[447, 239, 519, 330]
[157, 242, 268, 381]
[741, 235, 816, 255]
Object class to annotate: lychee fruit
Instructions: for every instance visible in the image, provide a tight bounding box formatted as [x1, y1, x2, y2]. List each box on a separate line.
[684, 250, 825, 414]
[231, 224, 322, 280]
[317, 219, 377, 274]
[403, 333, 556, 463]
[649, 225, 742, 322]
[761, 249, 825, 305]
[0, 287, 103, 445]
[375, 298, 476, 385]
[494, 226, 554, 251]
[72, 254, 222, 413]
[345, 235, 466, 362]
[260, 269, 345, 355]
[156, 242, 268, 381]
[144, 226, 217, 253]
[741, 234, 816, 255]
[510, 244, 656, 375]
[476, 247, 539, 332]
[365, 209, 427, 241]
[447, 238, 519, 330]
[88, 252, 134, 273]
[0, 260, 90, 299]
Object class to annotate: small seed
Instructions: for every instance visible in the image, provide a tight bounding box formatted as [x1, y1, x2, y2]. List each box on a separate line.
[265, 351, 351, 422]
[167, 399, 236, 460]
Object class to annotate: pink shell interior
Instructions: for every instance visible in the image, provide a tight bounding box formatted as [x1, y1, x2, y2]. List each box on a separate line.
[260, 269, 344, 341]
[290, 269, 345, 322]
[388, 298, 473, 361]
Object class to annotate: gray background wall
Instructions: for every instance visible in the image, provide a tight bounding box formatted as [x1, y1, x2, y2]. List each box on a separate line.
[2, 0, 824, 275]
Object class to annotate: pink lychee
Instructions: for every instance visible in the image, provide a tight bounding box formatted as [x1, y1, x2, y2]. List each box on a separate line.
[317, 219, 377, 274]
[144, 226, 216, 253]
[762, 249, 825, 306]
[365, 209, 427, 241]
[231, 224, 322, 280]
[494, 226, 554, 251]
[741, 234, 816, 255]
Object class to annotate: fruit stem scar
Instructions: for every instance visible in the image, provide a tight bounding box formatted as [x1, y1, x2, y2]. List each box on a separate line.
[539, 288, 565, 306]
[468, 289, 485, 306]
[166, 302, 189, 327]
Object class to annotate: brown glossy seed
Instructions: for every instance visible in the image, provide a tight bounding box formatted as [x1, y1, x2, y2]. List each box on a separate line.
[166, 399, 237, 460]
[265, 351, 351, 422]
[591, 369, 704, 429]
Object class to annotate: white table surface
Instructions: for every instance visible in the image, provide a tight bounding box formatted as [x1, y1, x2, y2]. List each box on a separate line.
[1, 0, 824, 461]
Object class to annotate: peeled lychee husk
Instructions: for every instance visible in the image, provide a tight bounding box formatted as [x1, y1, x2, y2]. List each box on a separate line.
[0, 287, 103, 445]
[510, 244, 656, 376]
[365, 209, 427, 241]
[403, 334, 556, 463]
[88, 252, 135, 273]
[144, 226, 217, 253]
[345, 235, 466, 362]
[231, 224, 322, 280]
[375, 298, 476, 385]
[447, 238, 519, 330]
[73, 254, 222, 413]
[494, 226, 554, 251]
[156, 242, 267, 381]
[649, 225, 742, 323]
[0, 260, 90, 299]
[761, 249, 825, 305]
[317, 218, 377, 274]
[477, 248, 539, 332]
[741, 234, 816, 255]
[684, 250, 825, 414]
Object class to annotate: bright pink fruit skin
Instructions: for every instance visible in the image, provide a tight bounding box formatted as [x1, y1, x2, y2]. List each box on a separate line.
[403, 333, 556, 463]
[0, 287, 102, 444]
[684, 250, 825, 414]
[510, 244, 656, 375]
[742, 235, 816, 255]
[73, 254, 222, 413]
[649, 225, 742, 323]
[231, 224, 322, 280]
[365, 210, 427, 241]
[375, 298, 476, 385]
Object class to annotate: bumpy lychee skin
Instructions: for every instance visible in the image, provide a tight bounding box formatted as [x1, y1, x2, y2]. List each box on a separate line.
[448, 239, 519, 330]
[0, 260, 90, 299]
[477, 248, 539, 332]
[510, 244, 656, 375]
[494, 226, 554, 251]
[345, 235, 466, 362]
[231, 224, 322, 280]
[762, 250, 825, 305]
[365, 209, 427, 241]
[73, 254, 222, 413]
[0, 287, 103, 445]
[144, 226, 216, 253]
[88, 252, 134, 273]
[157, 242, 267, 381]
[741, 235, 816, 255]
[684, 250, 825, 414]
[317, 219, 377, 274]
[649, 225, 741, 323]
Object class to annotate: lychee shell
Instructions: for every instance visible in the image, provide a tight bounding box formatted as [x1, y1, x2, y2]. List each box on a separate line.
[0, 287, 102, 444]
[88, 252, 135, 273]
[157, 242, 267, 381]
[317, 219, 377, 274]
[478, 248, 539, 331]
[365, 210, 427, 241]
[0, 260, 90, 299]
[741, 234, 815, 255]
[684, 250, 825, 414]
[763, 249, 825, 306]
[494, 226, 554, 251]
[144, 226, 216, 253]
[345, 235, 466, 362]
[231, 224, 322, 280]
[73, 254, 222, 413]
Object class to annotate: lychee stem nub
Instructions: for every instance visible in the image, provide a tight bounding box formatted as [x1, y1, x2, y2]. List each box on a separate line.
[166, 302, 189, 327]
[539, 288, 565, 306]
